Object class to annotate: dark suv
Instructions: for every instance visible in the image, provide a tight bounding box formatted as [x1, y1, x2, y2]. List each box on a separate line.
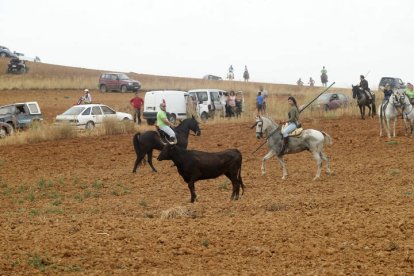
[98, 73, 141, 93]
[378, 77, 405, 90]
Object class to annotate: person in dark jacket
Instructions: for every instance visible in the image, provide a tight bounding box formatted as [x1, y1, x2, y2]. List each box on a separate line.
[360, 75, 372, 99]
[382, 83, 393, 103]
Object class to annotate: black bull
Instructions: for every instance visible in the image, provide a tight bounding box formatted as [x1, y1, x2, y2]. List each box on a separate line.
[132, 117, 201, 173]
[157, 145, 245, 203]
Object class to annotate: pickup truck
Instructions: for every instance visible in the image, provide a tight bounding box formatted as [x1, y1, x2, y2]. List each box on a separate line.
[0, 102, 43, 137]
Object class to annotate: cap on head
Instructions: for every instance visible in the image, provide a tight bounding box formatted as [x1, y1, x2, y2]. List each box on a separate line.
[84, 89, 89, 93]
[360, 75, 364, 79]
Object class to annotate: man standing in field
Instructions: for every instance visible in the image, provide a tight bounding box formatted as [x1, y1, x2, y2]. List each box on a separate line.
[130, 92, 144, 125]
[258, 86, 268, 114]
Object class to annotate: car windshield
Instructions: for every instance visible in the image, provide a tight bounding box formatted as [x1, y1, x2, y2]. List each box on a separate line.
[118, 74, 130, 80]
[62, 106, 86, 115]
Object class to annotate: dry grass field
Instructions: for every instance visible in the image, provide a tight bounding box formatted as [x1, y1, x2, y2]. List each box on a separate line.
[1, 59, 413, 275]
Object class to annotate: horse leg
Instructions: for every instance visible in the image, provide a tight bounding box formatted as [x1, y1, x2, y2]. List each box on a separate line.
[385, 118, 392, 138]
[392, 118, 397, 138]
[367, 104, 371, 118]
[261, 150, 276, 175]
[320, 152, 331, 175]
[147, 150, 158, 172]
[359, 105, 364, 120]
[276, 156, 288, 180]
[312, 151, 323, 180]
[379, 106, 384, 137]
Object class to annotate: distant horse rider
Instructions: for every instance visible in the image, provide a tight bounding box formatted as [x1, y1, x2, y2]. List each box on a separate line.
[243, 65, 249, 82]
[229, 65, 234, 73]
[157, 101, 176, 144]
[321, 66, 328, 87]
[359, 75, 372, 100]
[297, 78, 304, 86]
[308, 77, 315, 87]
[279, 96, 300, 156]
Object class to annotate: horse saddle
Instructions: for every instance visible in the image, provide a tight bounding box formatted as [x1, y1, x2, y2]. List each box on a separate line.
[281, 124, 303, 137]
[155, 126, 177, 144]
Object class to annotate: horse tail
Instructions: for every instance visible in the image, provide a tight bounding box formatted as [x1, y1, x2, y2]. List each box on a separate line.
[321, 131, 333, 146]
[372, 101, 377, 116]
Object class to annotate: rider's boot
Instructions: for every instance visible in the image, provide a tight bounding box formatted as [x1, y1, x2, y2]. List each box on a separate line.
[278, 137, 289, 157]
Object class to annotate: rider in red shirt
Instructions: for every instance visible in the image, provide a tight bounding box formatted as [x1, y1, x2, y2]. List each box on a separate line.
[130, 92, 144, 125]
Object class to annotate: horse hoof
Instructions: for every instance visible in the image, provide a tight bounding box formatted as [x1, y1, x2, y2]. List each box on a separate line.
[261, 172, 266, 176]
[313, 177, 320, 181]
[281, 176, 287, 180]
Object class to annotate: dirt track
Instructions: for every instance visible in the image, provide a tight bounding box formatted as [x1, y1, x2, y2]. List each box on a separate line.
[1, 92, 414, 275]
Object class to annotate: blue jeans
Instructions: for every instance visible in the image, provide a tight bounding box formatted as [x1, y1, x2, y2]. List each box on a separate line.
[282, 123, 297, 138]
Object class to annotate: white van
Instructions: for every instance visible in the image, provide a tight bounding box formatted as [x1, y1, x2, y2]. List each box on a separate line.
[188, 89, 227, 121]
[143, 90, 191, 125]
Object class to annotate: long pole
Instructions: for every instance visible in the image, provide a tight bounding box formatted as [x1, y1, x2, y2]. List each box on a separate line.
[251, 82, 335, 155]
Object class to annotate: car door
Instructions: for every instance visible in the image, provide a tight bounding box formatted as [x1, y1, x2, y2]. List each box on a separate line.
[100, 105, 117, 122]
[210, 91, 222, 112]
[91, 105, 103, 125]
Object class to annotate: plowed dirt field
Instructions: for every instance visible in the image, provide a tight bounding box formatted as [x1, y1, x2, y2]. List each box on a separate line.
[1, 90, 414, 275]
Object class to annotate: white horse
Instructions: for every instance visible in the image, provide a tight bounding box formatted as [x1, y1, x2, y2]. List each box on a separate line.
[399, 92, 414, 136]
[253, 116, 332, 180]
[379, 90, 403, 138]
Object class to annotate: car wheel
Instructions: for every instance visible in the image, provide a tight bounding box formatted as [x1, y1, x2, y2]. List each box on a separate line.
[168, 113, 176, 124]
[100, 85, 107, 93]
[200, 112, 209, 122]
[121, 85, 127, 93]
[0, 123, 13, 139]
[122, 117, 130, 121]
[85, 121, 95, 130]
[0, 127, 7, 138]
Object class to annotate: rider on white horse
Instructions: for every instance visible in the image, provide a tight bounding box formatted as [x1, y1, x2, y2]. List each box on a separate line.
[280, 96, 300, 156]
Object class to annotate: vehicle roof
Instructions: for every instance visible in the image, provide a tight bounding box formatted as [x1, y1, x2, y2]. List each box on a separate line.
[146, 90, 188, 94]
[71, 103, 106, 108]
[188, 89, 227, 92]
[0, 101, 39, 107]
[101, 72, 127, 75]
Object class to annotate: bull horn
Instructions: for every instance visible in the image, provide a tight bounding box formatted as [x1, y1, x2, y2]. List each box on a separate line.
[160, 138, 167, 146]
[168, 137, 178, 145]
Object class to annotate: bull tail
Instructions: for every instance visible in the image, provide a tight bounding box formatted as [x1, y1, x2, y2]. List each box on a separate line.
[133, 132, 141, 156]
[321, 131, 333, 146]
[238, 156, 245, 195]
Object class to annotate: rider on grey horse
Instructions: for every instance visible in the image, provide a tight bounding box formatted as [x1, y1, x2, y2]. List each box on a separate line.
[280, 96, 300, 156]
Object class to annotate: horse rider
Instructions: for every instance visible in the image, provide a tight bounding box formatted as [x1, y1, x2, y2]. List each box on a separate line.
[359, 75, 373, 100]
[405, 82, 414, 105]
[279, 96, 300, 156]
[321, 66, 327, 75]
[297, 78, 304, 86]
[157, 101, 177, 144]
[308, 77, 315, 87]
[382, 83, 393, 104]
[229, 65, 234, 73]
[321, 66, 328, 87]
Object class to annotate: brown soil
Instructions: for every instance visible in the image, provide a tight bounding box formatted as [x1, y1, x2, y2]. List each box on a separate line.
[1, 91, 414, 275]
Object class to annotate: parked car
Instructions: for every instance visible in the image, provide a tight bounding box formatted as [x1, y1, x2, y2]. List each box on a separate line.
[378, 77, 406, 90]
[143, 90, 191, 125]
[202, 74, 223, 81]
[55, 104, 132, 129]
[0, 102, 43, 132]
[0, 46, 17, 58]
[307, 92, 349, 111]
[98, 73, 141, 93]
[7, 58, 28, 74]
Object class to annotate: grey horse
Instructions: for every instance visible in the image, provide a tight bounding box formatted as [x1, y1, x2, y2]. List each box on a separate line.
[398, 91, 414, 136]
[253, 116, 332, 180]
[379, 90, 403, 138]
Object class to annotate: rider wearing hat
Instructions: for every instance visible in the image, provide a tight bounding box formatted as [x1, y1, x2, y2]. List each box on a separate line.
[156, 101, 176, 144]
[359, 75, 372, 100]
[382, 83, 393, 103]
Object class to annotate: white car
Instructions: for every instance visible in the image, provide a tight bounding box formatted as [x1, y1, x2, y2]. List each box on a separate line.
[55, 104, 132, 129]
